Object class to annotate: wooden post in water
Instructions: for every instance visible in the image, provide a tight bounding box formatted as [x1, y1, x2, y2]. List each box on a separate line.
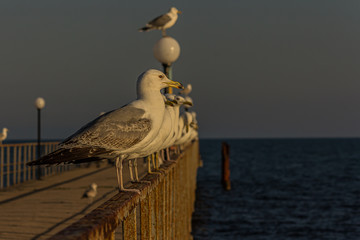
[221, 142, 231, 190]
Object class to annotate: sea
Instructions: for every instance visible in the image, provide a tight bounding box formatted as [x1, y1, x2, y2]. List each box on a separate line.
[192, 138, 360, 240]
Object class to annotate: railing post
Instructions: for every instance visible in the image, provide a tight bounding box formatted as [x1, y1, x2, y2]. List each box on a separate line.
[123, 207, 137, 240]
[23, 146, 27, 182]
[150, 189, 156, 239]
[27, 145, 31, 181]
[13, 146, 17, 185]
[155, 182, 160, 239]
[0, 146, 3, 189]
[17, 146, 21, 184]
[6, 147, 10, 188]
[140, 194, 150, 239]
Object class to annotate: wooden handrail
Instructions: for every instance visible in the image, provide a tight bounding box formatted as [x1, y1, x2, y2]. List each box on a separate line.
[50, 140, 200, 240]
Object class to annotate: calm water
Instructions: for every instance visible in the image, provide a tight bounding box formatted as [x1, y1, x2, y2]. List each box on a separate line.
[192, 139, 360, 240]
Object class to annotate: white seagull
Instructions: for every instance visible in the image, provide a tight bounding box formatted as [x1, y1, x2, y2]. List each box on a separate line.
[82, 183, 97, 203]
[164, 95, 192, 152]
[126, 96, 175, 178]
[139, 7, 182, 36]
[27, 69, 183, 193]
[0, 128, 8, 144]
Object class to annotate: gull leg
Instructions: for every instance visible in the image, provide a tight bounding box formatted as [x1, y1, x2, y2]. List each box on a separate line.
[128, 159, 134, 182]
[166, 148, 171, 161]
[152, 153, 156, 170]
[147, 155, 161, 175]
[157, 151, 164, 167]
[116, 157, 140, 194]
[166, 148, 176, 162]
[147, 155, 152, 173]
[115, 157, 122, 191]
[162, 29, 167, 37]
[155, 152, 159, 169]
[134, 159, 139, 182]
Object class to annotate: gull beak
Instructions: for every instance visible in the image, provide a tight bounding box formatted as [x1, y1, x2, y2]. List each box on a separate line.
[184, 101, 193, 106]
[178, 10, 182, 14]
[171, 100, 178, 104]
[165, 100, 174, 106]
[190, 122, 199, 130]
[166, 80, 184, 89]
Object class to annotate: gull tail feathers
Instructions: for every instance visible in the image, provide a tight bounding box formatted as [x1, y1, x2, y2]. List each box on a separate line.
[138, 26, 153, 32]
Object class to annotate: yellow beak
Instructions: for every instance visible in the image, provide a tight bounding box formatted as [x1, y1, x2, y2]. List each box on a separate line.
[167, 80, 184, 89]
[184, 101, 193, 106]
[165, 100, 175, 106]
[178, 10, 182, 14]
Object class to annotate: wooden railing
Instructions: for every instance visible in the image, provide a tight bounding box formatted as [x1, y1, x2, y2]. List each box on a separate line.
[49, 140, 201, 240]
[0, 141, 81, 189]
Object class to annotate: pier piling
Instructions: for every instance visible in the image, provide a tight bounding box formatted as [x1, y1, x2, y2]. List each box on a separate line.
[221, 142, 231, 191]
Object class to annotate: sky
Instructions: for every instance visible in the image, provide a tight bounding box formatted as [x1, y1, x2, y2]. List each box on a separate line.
[0, 0, 359, 140]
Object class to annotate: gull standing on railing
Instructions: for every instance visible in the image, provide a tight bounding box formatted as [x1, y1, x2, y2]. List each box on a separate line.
[139, 7, 182, 36]
[127, 95, 175, 180]
[27, 69, 184, 193]
[164, 95, 192, 155]
[81, 183, 97, 203]
[176, 96, 198, 147]
[0, 128, 8, 144]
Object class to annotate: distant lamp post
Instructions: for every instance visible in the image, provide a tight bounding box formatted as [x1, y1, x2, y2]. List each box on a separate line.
[35, 97, 45, 180]
[153, 36, 181, 93]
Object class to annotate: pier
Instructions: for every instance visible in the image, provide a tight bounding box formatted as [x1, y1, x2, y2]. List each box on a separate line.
[0, 140, 200, 239]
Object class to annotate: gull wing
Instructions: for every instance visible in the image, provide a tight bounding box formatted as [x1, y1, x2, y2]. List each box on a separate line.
[27, 105, 152, 166]
[148, 14, 171, 27]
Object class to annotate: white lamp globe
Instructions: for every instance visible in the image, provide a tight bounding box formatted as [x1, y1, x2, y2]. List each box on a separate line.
[153, 36, 181, 65]
[35, 97, 46, 109]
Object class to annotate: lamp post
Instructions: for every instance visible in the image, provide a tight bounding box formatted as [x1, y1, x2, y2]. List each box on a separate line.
[34, 97, 45, 179]
[153, 36, 181, 93]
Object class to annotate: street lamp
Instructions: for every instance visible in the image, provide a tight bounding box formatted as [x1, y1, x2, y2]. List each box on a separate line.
[153, 36, 181, 93]
[34, 97, 45, 179]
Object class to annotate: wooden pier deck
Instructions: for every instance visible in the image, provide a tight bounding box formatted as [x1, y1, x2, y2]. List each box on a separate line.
[0, 159, 148, 240]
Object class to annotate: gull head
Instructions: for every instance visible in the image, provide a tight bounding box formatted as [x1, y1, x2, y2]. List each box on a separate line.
[2, 128, 8, 133]
[165, 94, 178, 105]
[137, 69, 183, 92]
[173, 95, 187, 106]
[91, 183, 97, 190]
[184, 96, 193, 107]
[170, 7, 181, 14]
[163, 95, 175, 107]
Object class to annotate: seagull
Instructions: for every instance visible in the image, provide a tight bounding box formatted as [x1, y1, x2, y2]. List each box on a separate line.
[126, 96, 175, 179]
[27, 69, 184, 193]
[0, 128, 8, 144]
[82, 183, 97, 203]
[183, 96, 193, 111]
[139, 7, 182, 36]
[163, 95, 192, 155]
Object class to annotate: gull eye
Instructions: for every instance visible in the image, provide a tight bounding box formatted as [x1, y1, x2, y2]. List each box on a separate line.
[159, 75, 164, 79]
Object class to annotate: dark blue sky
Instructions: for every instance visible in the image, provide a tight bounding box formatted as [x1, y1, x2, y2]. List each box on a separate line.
[0, 0, 359, 139]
